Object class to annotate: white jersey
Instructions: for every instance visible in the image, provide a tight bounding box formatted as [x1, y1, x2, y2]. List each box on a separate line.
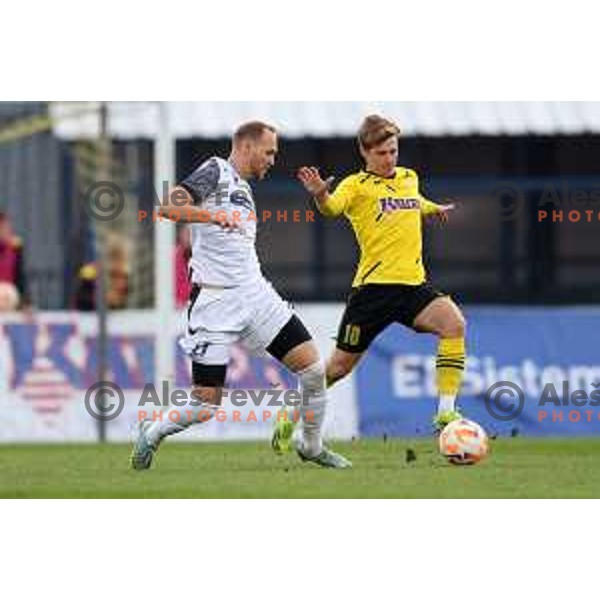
[180, 156, 261, 287]
[179, 157, 295, 365]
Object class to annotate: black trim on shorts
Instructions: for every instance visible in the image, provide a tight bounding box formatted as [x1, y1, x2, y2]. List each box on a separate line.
[266, 314, 313, 361]
[188, 283, 202, 321]
[336, 282, 446, 353]
[192, 363, 227, 387]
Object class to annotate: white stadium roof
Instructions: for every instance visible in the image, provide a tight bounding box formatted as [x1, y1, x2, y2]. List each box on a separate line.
[51, 101, 600, 139]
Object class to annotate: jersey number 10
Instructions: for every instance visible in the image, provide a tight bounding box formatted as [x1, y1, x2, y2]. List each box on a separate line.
[343, 324, 361, 347]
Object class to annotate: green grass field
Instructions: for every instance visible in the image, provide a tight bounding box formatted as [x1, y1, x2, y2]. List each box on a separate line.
[1, 438, 600, 498]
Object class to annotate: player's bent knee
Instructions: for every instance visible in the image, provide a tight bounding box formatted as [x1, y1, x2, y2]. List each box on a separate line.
[191, 386, 223, 406]
[281, 341, 321, 373]
[267, 315, 314, 367]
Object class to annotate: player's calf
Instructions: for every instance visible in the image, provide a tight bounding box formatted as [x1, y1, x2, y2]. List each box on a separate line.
[295, 360, 328, 457]
[414, 298, 467, 423]
[271, 359, 327, 456]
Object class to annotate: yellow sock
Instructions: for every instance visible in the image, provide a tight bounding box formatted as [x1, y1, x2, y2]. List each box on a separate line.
[436, 338, 466, 406]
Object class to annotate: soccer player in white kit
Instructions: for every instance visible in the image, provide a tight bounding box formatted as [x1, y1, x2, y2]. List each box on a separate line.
[131, 121, 351, 470]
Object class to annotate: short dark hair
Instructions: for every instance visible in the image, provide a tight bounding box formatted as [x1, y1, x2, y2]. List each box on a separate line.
[358, 115, 400, 151]
[233, 121, 277, 145]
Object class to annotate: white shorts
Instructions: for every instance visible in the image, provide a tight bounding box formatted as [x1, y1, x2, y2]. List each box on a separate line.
[178, 277, 294, 366]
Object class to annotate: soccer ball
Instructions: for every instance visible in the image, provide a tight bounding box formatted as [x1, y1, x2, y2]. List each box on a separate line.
[439, 419, 489, 465]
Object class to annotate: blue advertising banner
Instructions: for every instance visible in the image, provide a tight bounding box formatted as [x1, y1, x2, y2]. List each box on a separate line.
[0, 312, 298, 442]
[355, 308, 600, 437]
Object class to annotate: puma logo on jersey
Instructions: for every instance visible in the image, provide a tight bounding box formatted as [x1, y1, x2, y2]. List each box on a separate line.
[379, 197, 419, 213]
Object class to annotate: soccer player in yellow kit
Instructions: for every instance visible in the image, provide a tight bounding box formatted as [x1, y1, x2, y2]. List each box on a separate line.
[300, 115, 466, 432]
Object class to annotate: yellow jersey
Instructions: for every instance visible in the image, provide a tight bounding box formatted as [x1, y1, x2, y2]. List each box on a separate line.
[318, 166, 441, 287]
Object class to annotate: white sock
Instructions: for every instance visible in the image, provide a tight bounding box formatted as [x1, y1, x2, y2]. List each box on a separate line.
[146, 397, 217, 445]
[297, 362, 328, 458]
[437, 394, 456, 415]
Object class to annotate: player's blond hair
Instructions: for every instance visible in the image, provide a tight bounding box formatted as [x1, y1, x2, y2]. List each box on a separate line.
[233, 121, 277, 146]
[358, 115, 401, 151]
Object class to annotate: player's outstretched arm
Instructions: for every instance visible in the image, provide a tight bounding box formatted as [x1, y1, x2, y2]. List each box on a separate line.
[422, 199, 456, 225]
[297, 167, 335, 207]
[159, 186, 242, 232]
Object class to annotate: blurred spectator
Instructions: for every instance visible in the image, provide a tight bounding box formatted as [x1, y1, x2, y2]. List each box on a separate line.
[0, 211, 30, 310]
[74, 234, 130, 311]
[175, 224, 192, 309]
[0, 281, 20, 312]
[74, 262, 97, 310]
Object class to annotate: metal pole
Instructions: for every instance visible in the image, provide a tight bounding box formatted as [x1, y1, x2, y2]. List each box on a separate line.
[154, 103, 176, 398]
[95, 102, 110, 443]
